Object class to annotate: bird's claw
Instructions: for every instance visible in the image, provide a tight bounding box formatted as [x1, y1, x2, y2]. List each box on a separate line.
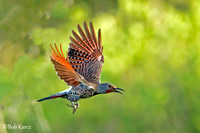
[66, 102, 79, 114]
[66, 104, 74, 108]
[75, 102, 79, 108]
[72, 108, 77, 114]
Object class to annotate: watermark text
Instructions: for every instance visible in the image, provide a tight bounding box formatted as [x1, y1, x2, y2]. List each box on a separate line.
[3, 124, 31, 130]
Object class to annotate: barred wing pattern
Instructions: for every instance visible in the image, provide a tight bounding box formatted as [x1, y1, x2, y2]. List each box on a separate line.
[50, 43, 88, 87]
[68, 22, 104, 88]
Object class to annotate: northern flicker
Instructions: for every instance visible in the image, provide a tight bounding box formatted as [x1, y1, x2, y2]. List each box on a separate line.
[37, 21, 124, 114]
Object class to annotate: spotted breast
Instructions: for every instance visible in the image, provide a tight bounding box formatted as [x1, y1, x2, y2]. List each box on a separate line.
[67, 84, 95, 102]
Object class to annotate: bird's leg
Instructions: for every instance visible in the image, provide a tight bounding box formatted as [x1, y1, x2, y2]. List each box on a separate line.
[66, 101, 77, 114]
[66, 101, 75, 108]
[75, 101, 79, 108]
[72, 102, 80, 114]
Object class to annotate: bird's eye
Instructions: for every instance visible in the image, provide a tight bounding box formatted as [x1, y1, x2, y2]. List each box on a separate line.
[109, 85, 112, 88]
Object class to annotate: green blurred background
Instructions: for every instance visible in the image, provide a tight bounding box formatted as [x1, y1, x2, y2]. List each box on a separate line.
[0, 0, 200, 132]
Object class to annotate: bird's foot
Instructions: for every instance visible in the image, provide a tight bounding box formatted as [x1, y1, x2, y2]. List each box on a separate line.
[72, 102, 79, 114]
[75, 102, 79, 108]
[66, 103, 75, 108]
[66, 102, 79, 114]
[72, 108, 77, 114]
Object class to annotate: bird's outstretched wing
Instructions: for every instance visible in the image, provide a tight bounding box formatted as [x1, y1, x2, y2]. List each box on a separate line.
[50, 43, 89, 86]
[68, 21, 104, 88]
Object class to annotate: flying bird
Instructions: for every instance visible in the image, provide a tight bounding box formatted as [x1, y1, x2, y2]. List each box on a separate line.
[37, 21, 124, 114]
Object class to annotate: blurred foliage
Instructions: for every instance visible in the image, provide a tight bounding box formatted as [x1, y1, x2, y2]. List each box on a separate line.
[0, 0, 200, 132]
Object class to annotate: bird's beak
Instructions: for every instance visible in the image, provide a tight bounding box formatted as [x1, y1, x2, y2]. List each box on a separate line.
[114, 88, 124, 94]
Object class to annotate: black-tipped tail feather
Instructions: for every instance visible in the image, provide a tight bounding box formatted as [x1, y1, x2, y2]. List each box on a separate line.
[37, 94, 63, 102]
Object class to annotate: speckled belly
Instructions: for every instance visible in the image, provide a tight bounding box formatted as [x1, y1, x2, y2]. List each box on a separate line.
[67, 84, 95, 102]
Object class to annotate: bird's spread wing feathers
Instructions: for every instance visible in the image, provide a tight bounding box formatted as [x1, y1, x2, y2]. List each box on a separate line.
[50, 43, 89, 87]
[68, 21, 104, 88]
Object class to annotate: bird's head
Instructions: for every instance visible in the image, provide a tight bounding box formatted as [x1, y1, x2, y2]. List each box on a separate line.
[96, 83, 124, 94]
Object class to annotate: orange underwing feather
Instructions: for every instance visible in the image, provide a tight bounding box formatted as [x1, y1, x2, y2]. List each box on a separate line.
[50, 43, 83, 86]
[98, 29, 102, 50]
[89, 22, 98, 49]
[77, 24, 93, 51]
[72, 30, 92, 52]
[69, 36, 91, 54]
[83, 21, 95, 49]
